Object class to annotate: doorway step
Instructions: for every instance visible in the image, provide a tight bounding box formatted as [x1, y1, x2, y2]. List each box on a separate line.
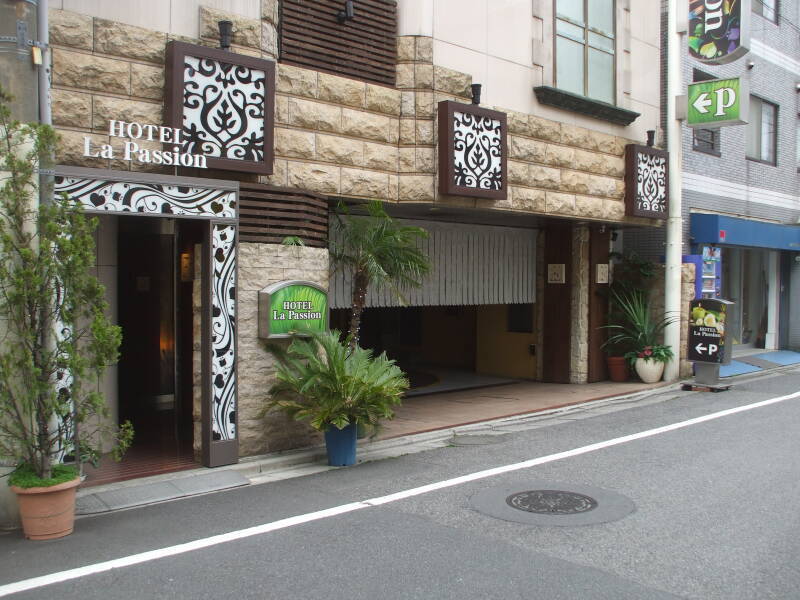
[720, 350, 800, 377]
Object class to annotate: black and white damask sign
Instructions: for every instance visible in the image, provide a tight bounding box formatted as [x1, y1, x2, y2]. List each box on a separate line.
[453, 111, 503, 191]
[182, 56, 265, 162]
[636, 153, 667, 214]
[54, 177, 236, 219]
[624, 144, 669, 219]
[211, 224, 237, 441]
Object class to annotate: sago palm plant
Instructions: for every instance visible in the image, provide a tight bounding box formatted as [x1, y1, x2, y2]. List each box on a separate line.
[264, 330, 409, 433]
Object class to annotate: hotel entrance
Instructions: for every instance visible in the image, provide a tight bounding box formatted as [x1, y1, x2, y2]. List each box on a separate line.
[111, 217, 204, 480]
[55, 168, 240, 484]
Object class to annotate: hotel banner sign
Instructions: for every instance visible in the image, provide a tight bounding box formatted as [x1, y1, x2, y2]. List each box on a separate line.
[258, 281, 328, 339]
[688, 0, 750, 65]
[83, 120, 210, 169]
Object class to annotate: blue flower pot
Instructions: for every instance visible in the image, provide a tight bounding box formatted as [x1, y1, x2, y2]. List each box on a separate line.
[324, 423, 357, 466]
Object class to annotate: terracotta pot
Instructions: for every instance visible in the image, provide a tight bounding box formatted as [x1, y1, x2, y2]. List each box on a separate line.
[606, 356, 629, 382]
[635, 357, 665, 383]
[11, 477, 80, 540]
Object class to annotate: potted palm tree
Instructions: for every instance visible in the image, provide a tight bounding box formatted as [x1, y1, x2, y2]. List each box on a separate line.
[0, 89, 132, 539]
[263, 330, 409, 466]
[603, 289, 676, 383]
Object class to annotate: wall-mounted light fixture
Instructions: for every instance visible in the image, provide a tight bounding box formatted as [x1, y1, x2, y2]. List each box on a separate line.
[646, 129, 655, 147]
[746, 60, 755, 69]
[471, 83, 482, 105]
[337, 1, 355, 24]
[218, 20, 233, 50]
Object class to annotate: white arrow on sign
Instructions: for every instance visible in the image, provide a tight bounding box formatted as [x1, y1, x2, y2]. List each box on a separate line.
[694, 343, 719, 355]
[692, 93, 712, 114]
[695, 343, 707, 354]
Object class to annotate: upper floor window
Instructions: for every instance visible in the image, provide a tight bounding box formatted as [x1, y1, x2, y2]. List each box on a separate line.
[555, 0, 616, 105]
[692, 69, 721, 156]
[746, 96, 777, 165]
[753, 0, 778, 23]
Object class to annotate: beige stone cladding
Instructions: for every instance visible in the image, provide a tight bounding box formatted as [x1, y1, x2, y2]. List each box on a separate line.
[236, 243, 329, 457]
[49, 6, 277, 175]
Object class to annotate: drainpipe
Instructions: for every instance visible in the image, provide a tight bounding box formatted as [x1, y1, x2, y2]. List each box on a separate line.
[663, 0, 684, 381]
[38, 0, 50, 129]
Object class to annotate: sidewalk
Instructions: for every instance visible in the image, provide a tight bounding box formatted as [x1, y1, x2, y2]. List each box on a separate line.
[74, 378, 669, 516]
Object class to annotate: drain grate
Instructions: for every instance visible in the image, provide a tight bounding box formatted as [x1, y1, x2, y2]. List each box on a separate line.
[506, 490, 598, 515]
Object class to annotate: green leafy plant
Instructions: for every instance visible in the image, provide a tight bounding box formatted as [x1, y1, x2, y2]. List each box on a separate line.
[603, 289, 677, 366]
[263, 329, 408, 433]
[330, 201, 430, 349]
[0, 87, 132, 485]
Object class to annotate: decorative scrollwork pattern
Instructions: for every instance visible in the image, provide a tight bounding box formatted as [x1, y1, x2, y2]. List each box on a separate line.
[54, 177, 236, 219]
[452, 111, 503, 190]
[211, 224, 237, 441]
[636, 153, 667, 215]
[182, 56, 265, 162]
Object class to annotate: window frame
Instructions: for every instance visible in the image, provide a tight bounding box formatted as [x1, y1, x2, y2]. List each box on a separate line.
[691, 70, 722, 157]
[553, 0, 617, 105]
[746, 95, 778, 166]
[753, 0, 779, 23]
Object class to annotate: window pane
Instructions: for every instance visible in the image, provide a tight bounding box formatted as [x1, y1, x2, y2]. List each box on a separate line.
[761, 101, 776, 163]
[746, 96, 762, 159]
[588, 0, 614, 36]
[588, 48, 614, 104]
[557, 19, 585, 42]
[556, 0, 584, 24]
[556, 36, 585, 96]
[588, 31, 614, 52]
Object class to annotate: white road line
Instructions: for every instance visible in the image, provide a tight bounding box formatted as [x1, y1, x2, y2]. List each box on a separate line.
[3, 389, 799, 597]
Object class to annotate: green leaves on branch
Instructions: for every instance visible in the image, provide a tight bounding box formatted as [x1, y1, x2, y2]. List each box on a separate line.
[0, 86, 131, 483]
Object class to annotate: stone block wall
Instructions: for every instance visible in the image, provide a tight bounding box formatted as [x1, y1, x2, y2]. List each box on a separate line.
[236, 243, 329, 457]
[49, 5, 278, 175]
[49, 5, 652, 227]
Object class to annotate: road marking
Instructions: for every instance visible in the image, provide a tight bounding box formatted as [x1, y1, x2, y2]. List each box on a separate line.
[3, 389, 800, 597]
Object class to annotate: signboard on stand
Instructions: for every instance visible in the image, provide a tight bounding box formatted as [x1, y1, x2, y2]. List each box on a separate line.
[688, 0, 750, 65]
[687, 299, 732, 364]
[258, 281, 328, 339]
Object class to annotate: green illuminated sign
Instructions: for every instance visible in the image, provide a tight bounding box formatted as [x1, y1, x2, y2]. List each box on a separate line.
[687, 78, 748, 128]
[258, 281, 328, 338]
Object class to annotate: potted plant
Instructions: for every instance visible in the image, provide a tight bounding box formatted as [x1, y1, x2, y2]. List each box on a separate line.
[603, 289, 676, 384]
[0, 88, 132, 539]
[264, 329, 409, 466]
[600, 251, 659, 382]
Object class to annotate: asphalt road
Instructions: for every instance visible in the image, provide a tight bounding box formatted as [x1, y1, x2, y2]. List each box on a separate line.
[3, 367, 800, 599]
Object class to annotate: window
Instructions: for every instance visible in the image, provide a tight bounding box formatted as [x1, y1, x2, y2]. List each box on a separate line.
[753, 0, 778, 23]
[507, 304, 533, 334]
[555, 0, 616, 105]
[746, 96, 777, 164]
[692, 70, 721, 156]
[796, 123, 800, 170]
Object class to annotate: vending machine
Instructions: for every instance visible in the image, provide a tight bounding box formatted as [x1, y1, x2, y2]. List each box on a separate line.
[699, 245, 722, 299]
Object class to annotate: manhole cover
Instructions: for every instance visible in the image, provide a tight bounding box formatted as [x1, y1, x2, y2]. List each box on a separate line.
[506, 490, 597, 515]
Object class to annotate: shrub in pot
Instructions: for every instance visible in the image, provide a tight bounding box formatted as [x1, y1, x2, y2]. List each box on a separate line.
[0, 88, 132, 539]
[264, 330, 409, 466]
[603, 289, 676, 384]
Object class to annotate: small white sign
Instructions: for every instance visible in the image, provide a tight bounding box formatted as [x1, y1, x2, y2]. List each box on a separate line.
[596, 264, 609, 284]
[547, 264, 565, 284]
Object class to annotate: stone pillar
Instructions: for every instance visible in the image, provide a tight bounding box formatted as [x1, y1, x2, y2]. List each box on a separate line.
[569, 225, 590, 383]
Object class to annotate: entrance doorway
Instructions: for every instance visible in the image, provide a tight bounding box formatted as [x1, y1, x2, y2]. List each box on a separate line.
[722, 247, 770, 350]
[87, 217, 205, 484]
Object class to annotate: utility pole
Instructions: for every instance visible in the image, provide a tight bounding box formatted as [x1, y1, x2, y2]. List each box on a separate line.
[663, 0, 684, 382]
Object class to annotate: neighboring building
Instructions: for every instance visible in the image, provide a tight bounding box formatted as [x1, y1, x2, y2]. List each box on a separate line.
[1, 0, 667, 486]
[628, 0, 800, 354]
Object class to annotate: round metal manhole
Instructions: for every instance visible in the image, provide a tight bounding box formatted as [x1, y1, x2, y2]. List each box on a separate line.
[470, 481, 635, 527]
[506, 490, 598, 515]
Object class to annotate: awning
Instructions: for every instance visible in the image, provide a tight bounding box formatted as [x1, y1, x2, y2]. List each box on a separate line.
[330, 220, 537, 309]
[691, 213, 800, 251]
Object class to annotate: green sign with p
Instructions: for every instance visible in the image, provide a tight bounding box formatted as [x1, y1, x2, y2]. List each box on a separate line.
[687, 78, 748, 128]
